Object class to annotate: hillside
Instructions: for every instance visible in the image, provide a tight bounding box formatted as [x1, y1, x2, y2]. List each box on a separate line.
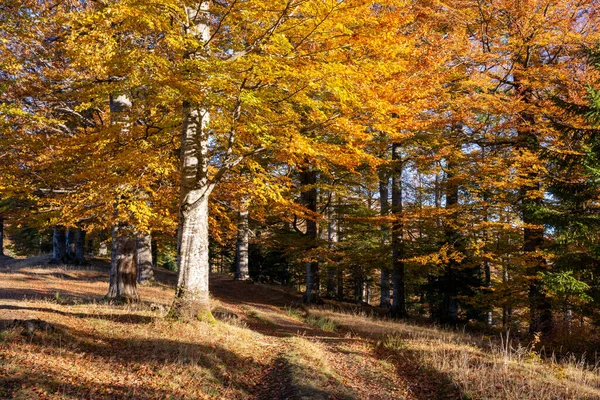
[1, 257, 599, 400]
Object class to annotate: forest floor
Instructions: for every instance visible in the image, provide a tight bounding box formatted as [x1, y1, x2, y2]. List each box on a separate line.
[1, 257, 599, 399]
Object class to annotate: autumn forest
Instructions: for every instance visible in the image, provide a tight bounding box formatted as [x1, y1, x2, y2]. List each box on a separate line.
[1, 0, 600, 398]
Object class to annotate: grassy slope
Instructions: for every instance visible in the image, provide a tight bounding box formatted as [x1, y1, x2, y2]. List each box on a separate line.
[0, 258, 598, 400]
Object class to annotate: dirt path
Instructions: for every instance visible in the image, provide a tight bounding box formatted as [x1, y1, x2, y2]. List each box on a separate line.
[0, 259, 461, 399]
[210, 276, 411, 399]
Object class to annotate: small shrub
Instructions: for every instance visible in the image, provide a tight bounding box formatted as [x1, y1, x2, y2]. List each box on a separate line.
[306, 314, 337, 332]
[378, 334, 408, 351]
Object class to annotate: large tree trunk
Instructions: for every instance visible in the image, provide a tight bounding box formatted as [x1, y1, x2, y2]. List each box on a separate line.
[107, 229, 139, 302]
[49, 225, 67, 264]
[391, 144, 406, 317]
[235, 209, 250, 280]
[137, 232, 154, 283]
[66, 228, 76, 263]
[378, 168, 391, 308]
[300, 167, 322, 305]
[75, 228, 87, 265]
[173, 193, 211, 319]
[168, 1, 213, 321]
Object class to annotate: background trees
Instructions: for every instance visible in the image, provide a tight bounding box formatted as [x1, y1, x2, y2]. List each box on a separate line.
[1, 0, 600, 339]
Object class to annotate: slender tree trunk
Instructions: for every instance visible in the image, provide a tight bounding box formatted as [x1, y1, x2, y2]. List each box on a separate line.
[300, 166, 322, 304]
[107, 230, 139, 302]
[49, 225, 67, 264]
[336, 201, 344, 301]
[391, 143, 406, 317]
[326, 193, 338, 298]
[75, 228, 87, 265]
[513, 70, 552, 334]
[86, 238, 94, 257]
[98, 230, 108, 257]
[66, 228, 76, 263]
[441, 161, 459, 324]
[336, 267, 344, 301]
[379, 168, 391, 308]
[137, 232, 154, 283]
[0, 217, 4, 256]
[151, 236, 158, 267]
[235, 209, 250, 280]
[484, 260, 492, 326]
[502, 260, 512, 328]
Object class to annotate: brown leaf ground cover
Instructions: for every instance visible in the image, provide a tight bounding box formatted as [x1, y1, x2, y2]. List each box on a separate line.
[1, 257, 599, 399]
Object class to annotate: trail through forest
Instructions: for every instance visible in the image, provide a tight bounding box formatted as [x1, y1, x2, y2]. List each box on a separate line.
[0, 256, 464, 399]
[1, 257, 599, 400]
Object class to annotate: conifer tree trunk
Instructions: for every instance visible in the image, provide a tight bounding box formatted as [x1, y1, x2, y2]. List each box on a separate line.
[235, 209, 250, 280]
[75, 228, 87, 265]
[137, 232, 154, 283]
[300, 167, 322, 304]
[66, 228, 76, 263]
[379, 168, 391, 308]
[440, 161, 459, 324]
[391, 144, 406, 317]
[49, 225, 67, 264]
[516, 79, 553, 334]
[484, 260, 492, 325]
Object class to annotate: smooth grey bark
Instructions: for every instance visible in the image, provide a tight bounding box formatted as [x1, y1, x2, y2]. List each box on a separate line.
[170, 3, 212, 319]
[98, 231, 109, 257]
[484, 260, 492, 326]
[300, 166, 322, 305]
[106, 89, 140, 301]
[326, 193, 338, 298]
[502, 262, 513, 328]
[391, 144, 406, 317]
[66, 228, 76, 262]
[336, 202, 344, 301]
[137, 232, 154, 283]
[107, 230, 139, 301]
[49, 225, 67, 264]
[75, 228, 87, 265]
[234, 209, 250, 280]
[378, 167, 391, 308]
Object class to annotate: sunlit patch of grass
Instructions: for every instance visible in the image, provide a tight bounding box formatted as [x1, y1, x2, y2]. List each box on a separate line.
[305, 314, 337, 332]
[284, 305, 304, 320]
[377, 334, 408, 352]
[312, 308, 600, 400]
[0, 264, 276, 399]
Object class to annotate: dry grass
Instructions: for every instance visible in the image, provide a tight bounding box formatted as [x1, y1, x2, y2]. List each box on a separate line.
[3, 259, 599, 399]
[311, 308, 600, 400]
[0, 264, 275, 399]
